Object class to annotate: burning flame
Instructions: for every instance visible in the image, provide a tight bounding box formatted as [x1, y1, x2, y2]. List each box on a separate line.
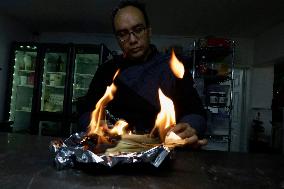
[87, 49, 185, 145]
[110, 120, 128, 135]
[150, 88, 176, 141]
[169, 49, 184, 79]
[87, 70, 129, 137]
[151, 50, 185, 141]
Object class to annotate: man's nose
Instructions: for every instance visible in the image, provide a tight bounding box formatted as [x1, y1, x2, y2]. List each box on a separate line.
[129, 32, 138, 42]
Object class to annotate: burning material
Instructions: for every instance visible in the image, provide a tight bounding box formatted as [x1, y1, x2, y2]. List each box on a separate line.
[50, 132, 170, 169]
[87, 82, 118, 136]
[106, 134, 160, 155]
[150, 50, 185, 142]
[51, 50, 189, 169]
[150, 88, 176, 141]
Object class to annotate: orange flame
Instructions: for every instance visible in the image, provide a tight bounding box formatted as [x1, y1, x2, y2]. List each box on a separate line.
[150, 50, 186, 141]
[110, 120, 128, 135]
[169, 49, 184, 79]
[87, 50, 185, 145]
[87, 70, 127, 136]
[150, 88, 176, 141]
[87, 83, 117, 136]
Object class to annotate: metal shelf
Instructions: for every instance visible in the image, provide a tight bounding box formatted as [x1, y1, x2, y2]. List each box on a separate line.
[193, 39, 235, 152]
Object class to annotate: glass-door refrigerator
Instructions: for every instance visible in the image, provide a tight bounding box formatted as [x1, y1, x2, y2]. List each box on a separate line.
[70, 44, 112, 132]
[31, 44, 71, 136]
[5, 42, 112, 136]
[32, 43, 112, 136]
[5, 43, 38, 132]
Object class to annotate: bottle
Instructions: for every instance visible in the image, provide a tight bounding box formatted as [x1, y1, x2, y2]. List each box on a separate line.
[199, 55, 208, 76]
[56, 56, 64, 72]
[23, 53, 32, 70]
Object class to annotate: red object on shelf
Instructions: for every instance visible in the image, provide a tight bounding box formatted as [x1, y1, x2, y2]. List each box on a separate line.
[206, 38, 231, 48]
[28, 73, 35, 85]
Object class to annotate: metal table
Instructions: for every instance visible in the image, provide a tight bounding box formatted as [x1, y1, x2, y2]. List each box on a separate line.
[0, 133, 283, 189]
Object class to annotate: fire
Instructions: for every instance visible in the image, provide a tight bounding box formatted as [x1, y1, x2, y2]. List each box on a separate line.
[110, 120, 128, 135]
[169, 49, 184, 79]
[87, 83, 117, 136]
[87, 70, 129, 137]
[86, 49, 185, 147]
[150, 50, 186, 141]
[150, 88, 176, 141]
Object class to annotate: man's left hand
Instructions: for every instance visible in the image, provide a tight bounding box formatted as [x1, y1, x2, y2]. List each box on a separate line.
[170, 122, 207, 148]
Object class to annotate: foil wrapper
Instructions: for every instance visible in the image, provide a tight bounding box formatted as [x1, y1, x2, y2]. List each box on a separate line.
[50, 132, 171, 170]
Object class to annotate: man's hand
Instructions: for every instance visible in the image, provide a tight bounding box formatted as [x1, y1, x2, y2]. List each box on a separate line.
[169, 122, 207, 148]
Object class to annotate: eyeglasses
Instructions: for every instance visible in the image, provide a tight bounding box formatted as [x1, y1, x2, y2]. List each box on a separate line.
[116, 26, 147, 43]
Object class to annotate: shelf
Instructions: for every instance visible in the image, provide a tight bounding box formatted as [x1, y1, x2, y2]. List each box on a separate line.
[192, 39, 234, 152]
[15, 109, 31, 113]
[195, 75, 232, 84]
[210, 129, 230, 136]
[205, 134, 229, 138]
[206, 106, 231, 114]
[18, 69, 35, 73]
[45, 85, 64, 89]
[75, 73, 93, 78]
[46, 71, 66, 75]
[202, 140, 228, 151]
[17, 84, 34, 88]
[76, 61, 99, 65]
[194, 47, 232, 62]
[74, 87, 88, 91]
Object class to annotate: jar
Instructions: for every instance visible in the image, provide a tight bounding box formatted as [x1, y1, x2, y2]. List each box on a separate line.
[209, 92, 219, 106]
[218, 92, 226, 105]
[23, 54, 32, 70]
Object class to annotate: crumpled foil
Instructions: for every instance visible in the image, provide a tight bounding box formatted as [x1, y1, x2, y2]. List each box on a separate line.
[50, 132, 171, 170]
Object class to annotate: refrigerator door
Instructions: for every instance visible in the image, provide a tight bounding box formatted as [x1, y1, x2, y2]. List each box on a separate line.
[41, 50, 68, 113]
[38, 120, 67, 136]
[72, 53, 100, 101]
[9, 45, 38, 132]
[72, 46, 102, 106]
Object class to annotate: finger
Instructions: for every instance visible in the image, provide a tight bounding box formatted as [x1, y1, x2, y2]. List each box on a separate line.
[171, 123, 188, 133]
[198, 139, 208, 146]
[183, 135, 199, 145]
[178, 130, 190, 139]
[191, 139, 208, 149]
[176, 127, 196, 139]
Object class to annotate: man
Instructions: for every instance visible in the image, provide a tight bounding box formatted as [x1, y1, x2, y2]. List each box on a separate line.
[77, 0, 207, 148]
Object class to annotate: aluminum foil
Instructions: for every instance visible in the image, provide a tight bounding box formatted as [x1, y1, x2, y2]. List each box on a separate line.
[50, 132, 171, 170]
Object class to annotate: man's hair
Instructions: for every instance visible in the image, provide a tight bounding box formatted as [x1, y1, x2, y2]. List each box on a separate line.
[111, 0, 150, 32]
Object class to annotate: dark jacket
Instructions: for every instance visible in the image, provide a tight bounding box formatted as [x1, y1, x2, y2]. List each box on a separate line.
[77, 45, 206, 134]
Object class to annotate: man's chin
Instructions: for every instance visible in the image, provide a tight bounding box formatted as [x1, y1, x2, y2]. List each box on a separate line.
[128, 51, 144, 60]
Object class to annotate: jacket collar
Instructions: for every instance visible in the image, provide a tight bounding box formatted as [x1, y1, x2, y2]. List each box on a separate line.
[118, 44, 159, 68]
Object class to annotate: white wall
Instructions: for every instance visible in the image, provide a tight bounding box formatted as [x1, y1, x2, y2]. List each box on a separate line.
[249, 66, 274, 137]
[39, 32, 254, 66]
[254, 22, 284, 64]
[233, 38, 255, 67]
[0, 16, 31, 121]
[39, 32, 120, 52]
[247, 23, 284, 143]
[39, 32, 197, 53]
[250, 66, 274, 109]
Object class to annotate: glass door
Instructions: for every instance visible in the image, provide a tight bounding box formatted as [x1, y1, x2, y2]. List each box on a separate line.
[73, 53, 100, 99]
[9, 44, 38, 132]
[69, 45, 103, 132]
[72, 45, 105, 108]
[38, 121, 65, 136]
[41, 50, 67, 112]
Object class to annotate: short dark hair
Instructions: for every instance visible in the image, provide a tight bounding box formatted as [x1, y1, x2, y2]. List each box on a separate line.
[111, 0, 150, 32]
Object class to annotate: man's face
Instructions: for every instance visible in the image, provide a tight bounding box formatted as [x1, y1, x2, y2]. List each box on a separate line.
[114, 6, 151, 60]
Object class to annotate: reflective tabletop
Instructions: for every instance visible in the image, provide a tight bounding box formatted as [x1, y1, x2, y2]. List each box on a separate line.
[0, 133, 283, 189]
